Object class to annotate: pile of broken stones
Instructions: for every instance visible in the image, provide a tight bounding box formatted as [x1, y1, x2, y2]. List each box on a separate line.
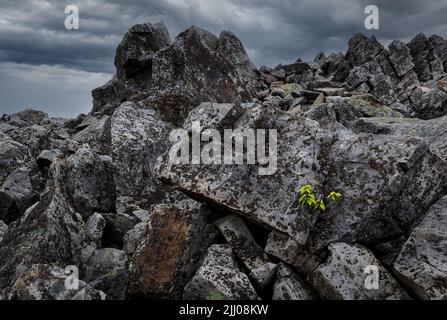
[1, 21, 447, 300]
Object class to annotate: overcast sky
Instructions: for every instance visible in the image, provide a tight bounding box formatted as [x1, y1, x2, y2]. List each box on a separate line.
[1, 0, 446, 117]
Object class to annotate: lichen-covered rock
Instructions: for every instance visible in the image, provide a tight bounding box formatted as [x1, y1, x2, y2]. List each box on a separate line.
[84, 212, 106, 246]
[218, 31, 263, 97]
[183, 244, 259, 300]
[111, 102, 173, 215]
[312, 243, 409, 300]
[388, 40, 414, 77]
[128, 199, 211, 299]
[0, 220, 7, 243]
[0, 264, 105, 300]
[93, 23, 259, 124]
[7, 109, 49, 127]
[272, 263, 315, 300]
[215, 215, 270, 272]
[0, 166, 37, 223]
[157, 101, 447, 259]
[114, 22, 171, 79]
[249, 262, 278, 289]
[36, 149, 63, 168]
[0, 161, 85, 289]
[82, 248, 128, 300]
[64, 144, 115, 218]
[71, 116, 111, 155]
[393, 196, 447, 300]
[408, 33, 444, 82]
[265, 230, 300, 265]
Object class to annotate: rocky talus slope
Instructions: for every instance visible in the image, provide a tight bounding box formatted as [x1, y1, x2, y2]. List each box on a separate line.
[1, 22, 447, 300]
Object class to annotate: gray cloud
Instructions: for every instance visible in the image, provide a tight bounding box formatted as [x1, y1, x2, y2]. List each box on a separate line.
[0, 0, 446, 117]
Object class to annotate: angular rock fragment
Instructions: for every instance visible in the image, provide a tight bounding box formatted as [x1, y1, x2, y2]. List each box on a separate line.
[183, 244, 259, 300]
[84, 212, 106, 246]
[393, 196, 447, 300]
[312, 243, 409, 300]
[111, 102, 172, 215]
[36, 149, 63, 168]
[64, 144, 115, 217]
[272, 263, 315, 300]
[215, 215, 269, 271]
[1, 264, 105, 300]
[82, 248, 128, 300]
[0, 220, 7, 243]
[388, 40, 414, 77]
[0, 166, 37, 223]
[0, 162, 85, 289]
[265, 230, 300, 265]
[128, 199, 211, 299]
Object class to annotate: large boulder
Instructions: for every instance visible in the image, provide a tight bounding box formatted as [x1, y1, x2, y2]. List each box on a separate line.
[127, 199, 213, 299]
[0, 161, 85, 289]
[111, 102, 173, 215]
[156, 102, 447, 262]
[312, 242, 409, 300]
[64, 144, 115, 218]
[393, 196, 447, 300]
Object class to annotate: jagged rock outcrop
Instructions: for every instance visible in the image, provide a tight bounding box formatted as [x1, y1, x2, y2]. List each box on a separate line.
[1, 22, 447, 301]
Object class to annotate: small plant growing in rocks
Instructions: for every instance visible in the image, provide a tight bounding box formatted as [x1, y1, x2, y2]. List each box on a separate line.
[298, 184, 341, 211]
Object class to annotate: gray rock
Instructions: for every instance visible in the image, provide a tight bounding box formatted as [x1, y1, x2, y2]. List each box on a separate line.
[183, 244, 259, 300]
[114, 22, 171, 79]
[36, 149, 63, 168]
[0, 220, 7, 243]
[84, 213, 106, 246]
[312, 242, 409, 300]
[265, 230, 300, 265]
[271, 88, 286, 98]
[0, 161, 85, 289]
[80, 245, 128, 300]
[123, 221, 149, 255]
[215, 214, 270, 273]
[430, 35, 447, 70]
[272, 263, 315, 300]
[1, 264, 105, 300]
[64, 144, 115, 218]
[408, 33, 444, 82]
[71, 116, 111, 155]
[346, 33, 384, 67]
[270, 68, 286, 80]
[249, 262, 278, 289]
[0, 166, 37, 223]
[8, 109, 48, 127]
[393, 196, 447, 300]
[218, 30, 262, 96]
[388, 40, 414, 77]
[157, 102, 447, 260]
[280, 62, 311, 76]
[111, 102, 172, 215]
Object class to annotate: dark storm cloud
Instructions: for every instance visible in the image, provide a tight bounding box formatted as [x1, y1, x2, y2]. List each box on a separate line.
[1, 0, 447, 71]
[0, 0, 446, 116]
